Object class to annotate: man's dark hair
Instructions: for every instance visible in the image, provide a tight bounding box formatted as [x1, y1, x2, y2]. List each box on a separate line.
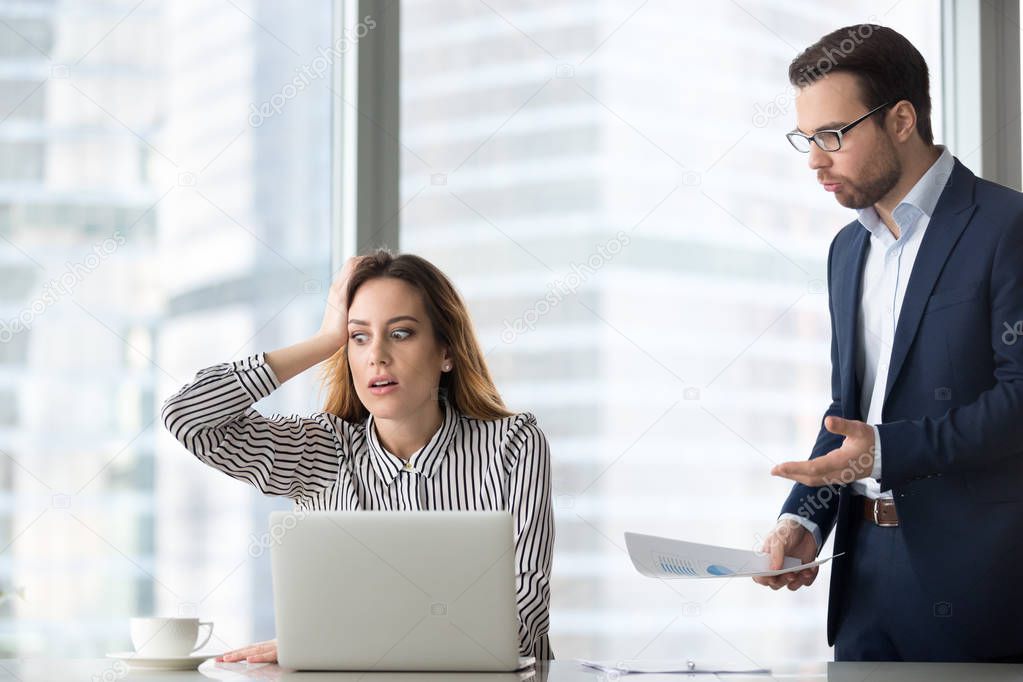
[788, 24, 933, 146]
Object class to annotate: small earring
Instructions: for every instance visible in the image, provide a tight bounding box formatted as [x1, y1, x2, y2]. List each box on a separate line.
[443, 363, 452, 371]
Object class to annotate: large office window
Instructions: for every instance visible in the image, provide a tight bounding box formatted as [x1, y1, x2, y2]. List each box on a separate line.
[400, 0, 942, 662]
[0, 0, 334, 655]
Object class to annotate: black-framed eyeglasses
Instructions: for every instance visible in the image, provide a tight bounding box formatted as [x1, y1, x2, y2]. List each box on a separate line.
[786, 101, 893, 153]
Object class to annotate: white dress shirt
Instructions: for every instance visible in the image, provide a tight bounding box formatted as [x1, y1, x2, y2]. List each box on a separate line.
[162, 352, 554, 660]
[782, 147, 955, 546]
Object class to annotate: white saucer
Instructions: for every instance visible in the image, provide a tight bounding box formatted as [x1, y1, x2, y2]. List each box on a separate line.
[106, 651, 224, 670]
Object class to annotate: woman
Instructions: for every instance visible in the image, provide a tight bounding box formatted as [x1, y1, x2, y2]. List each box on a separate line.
[161, 250, 554, 663]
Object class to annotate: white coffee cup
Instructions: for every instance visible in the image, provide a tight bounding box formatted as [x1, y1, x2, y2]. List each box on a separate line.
[130, 617, 214, 658]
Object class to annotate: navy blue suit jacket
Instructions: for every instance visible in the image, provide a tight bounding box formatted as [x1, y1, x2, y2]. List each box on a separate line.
[780, 158, 1023, 659]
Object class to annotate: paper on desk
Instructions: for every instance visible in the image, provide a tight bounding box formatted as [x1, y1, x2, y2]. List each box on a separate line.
[625, 532, 842, 579]
[578, 659, 769, 675]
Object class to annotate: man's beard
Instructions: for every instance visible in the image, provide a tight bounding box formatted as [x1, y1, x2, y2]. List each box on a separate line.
[834, 140, 901, 209]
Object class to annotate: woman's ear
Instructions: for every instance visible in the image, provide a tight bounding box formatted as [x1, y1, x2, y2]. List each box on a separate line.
[441, 347, 453, 372]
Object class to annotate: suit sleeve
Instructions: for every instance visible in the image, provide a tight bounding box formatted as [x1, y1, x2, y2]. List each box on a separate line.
[779, 233, 845, 549]
[877, 214, 1023, 488]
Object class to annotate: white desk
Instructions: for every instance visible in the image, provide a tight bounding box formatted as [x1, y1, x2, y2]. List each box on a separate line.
[2, 659, 1022, 681]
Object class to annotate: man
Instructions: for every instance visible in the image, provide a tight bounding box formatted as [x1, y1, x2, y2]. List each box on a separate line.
[754, 24, 1023, 662]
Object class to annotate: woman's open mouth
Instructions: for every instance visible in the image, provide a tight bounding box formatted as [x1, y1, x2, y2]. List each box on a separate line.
[368, 375, 399, 396]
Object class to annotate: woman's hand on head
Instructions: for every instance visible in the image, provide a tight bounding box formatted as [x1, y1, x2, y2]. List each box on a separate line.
[267, 257, 366, 384]
[216, 638, 278, 664]
[317, 256, 362, 347]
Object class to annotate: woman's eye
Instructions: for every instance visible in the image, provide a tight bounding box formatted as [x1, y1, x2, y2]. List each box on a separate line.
[391, 328, 412, 340]
[349, 332, 367, 344]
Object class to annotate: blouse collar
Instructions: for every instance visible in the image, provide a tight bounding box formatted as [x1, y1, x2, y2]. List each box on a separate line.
[365, 399, 459, 486]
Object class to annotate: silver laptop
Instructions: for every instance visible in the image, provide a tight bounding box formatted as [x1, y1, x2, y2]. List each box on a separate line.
[269, 511, 530, 672]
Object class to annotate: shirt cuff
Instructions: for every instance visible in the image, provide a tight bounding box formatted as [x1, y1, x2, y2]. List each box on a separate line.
[870, 424, 882, 480]
[778, 512, 822, 552]
[228, 352, 281, 402]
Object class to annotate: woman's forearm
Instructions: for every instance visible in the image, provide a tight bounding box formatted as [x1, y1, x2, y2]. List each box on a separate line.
[266, 334, 343, 385]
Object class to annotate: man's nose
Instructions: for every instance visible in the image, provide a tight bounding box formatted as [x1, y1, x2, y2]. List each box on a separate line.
[807, 143, 831, 171]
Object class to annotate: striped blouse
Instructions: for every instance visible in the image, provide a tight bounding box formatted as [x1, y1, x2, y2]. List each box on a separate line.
[161, 352, 554, 660]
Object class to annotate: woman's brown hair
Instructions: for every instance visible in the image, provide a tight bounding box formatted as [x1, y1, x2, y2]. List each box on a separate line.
[318, 249, 512, 422]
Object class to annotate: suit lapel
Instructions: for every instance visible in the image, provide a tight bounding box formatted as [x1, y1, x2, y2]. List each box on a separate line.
[881, 160, 978, 413]
[837, 227, 869, 419]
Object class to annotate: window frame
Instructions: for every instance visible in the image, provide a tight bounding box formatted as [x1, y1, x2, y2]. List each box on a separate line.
[941, 0, 1021, 190]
